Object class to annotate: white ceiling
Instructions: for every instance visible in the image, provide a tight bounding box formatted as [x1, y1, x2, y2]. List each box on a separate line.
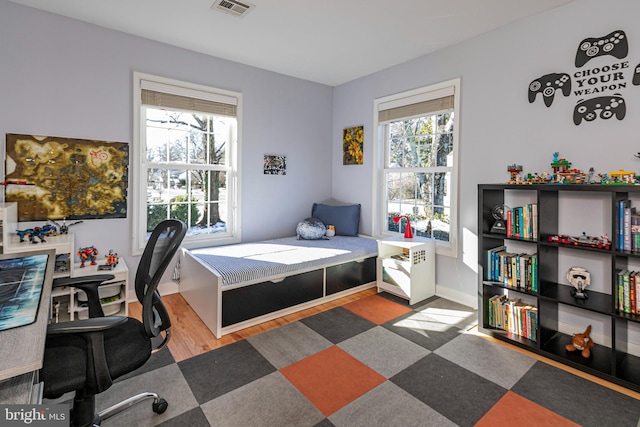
[9, 0, 577, 86]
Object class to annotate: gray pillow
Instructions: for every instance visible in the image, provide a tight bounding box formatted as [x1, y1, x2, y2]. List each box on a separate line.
[312, 203, 360, 236]
[296, 217, 327, 240]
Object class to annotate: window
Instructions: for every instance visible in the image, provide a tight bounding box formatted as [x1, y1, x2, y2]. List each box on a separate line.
[374, 78, 460, 257]
[132, 72, 241, 254]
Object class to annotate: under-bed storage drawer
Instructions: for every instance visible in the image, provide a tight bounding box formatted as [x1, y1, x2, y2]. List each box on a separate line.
[326, 256, 376, 295]
[222, 269, 324, 327]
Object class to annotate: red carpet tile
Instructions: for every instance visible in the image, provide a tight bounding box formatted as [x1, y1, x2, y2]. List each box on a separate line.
[280, 345, 386, 416]
[342, 294, 412, 325]
[475, 391, 580, 427]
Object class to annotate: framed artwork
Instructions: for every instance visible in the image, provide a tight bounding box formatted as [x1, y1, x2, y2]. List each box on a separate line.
[5, 134, 129, 221]
[264, 155, 286, 175]
[343, 125, 364, 165]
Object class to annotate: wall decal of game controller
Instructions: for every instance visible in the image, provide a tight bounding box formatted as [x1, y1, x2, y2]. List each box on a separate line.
[573, 94, 626, 125]
[575, 30, 628, 68]
[633, 63, 640, 86]
[528, 73, 571, 107]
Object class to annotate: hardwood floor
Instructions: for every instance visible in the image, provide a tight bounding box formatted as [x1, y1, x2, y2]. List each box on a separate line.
[128, 288, 377, 363]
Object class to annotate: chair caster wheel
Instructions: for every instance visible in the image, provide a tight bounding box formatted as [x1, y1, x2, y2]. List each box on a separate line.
[153, 398, 168, 414]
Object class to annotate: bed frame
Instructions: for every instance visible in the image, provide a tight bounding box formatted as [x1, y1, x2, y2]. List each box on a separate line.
[179, 244, 377, 338]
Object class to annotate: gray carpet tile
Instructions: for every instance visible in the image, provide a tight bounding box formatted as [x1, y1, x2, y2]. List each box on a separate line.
[115, 345, 176, 383]
[338, 326, 430, 378]
[200, 371, 325, 427]
[329, 381, 457, 427]
[178, 339, 277, 404]
[248, 321, 333, 369]
[434, 332, 537, 389]
[300, 306, 376, 344]
[99, 363, 198, 427]
[391, 353, 507, 427]
[382, 307, 468, 351]
[512, 361, 640, 427]
[412, 297, 477, 331]
[157, 407, 210, 427]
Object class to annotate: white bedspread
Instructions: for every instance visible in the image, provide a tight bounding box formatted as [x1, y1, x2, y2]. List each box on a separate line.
[189, 235, 378, 288]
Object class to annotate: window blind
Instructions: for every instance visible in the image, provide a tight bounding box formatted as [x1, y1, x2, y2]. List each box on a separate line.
[141, 80, 237, 117]
[378, 86, 454, 123]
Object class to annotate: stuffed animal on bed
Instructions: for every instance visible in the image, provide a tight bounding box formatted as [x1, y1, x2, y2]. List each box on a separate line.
[296, 217, 327, 240]
[565, 324, 595, 358]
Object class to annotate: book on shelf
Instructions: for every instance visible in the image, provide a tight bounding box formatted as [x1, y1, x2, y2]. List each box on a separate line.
[616, 269, 640, 315]
[486, 295, 537, 342]
[616, 199, 640, 251]
[486, 245, 537, 292]
[506, 203, 537, 240]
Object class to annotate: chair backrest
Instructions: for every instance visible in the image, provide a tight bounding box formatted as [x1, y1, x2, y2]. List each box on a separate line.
[135, 219, 186, 339]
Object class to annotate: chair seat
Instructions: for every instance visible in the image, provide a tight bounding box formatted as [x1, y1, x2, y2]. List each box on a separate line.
[42, 318, 152, 398]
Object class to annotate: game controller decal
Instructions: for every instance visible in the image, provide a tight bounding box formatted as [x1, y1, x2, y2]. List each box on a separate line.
[528, 73, 571, 107]
[575, 30, 628, 68]
[527, 28, 636, 126]
[573, 94, 626, 125]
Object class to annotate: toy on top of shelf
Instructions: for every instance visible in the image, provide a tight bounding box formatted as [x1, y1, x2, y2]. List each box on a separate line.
[565, 325, 595, 358]
[48, 218, 83, 234]
[77, 246, 98, 267]
[567, 266, 590, 300]
[16, 226, 53, 244]
[607, 170, 637, 184]
[98, 250, 119, 271]
[507, 164, 524, 183]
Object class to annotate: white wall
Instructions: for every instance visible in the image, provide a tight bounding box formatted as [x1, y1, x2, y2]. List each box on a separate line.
[332, 0, 640, 307]
[0, 0, 334, 288]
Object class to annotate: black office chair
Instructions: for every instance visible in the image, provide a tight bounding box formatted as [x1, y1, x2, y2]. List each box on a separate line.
[41, 219, 186, 427]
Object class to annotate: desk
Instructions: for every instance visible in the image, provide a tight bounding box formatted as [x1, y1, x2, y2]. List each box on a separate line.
[0, 250, 54, 403]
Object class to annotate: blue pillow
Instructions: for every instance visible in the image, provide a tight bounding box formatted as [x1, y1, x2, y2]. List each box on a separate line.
[311, 203, 360, 236]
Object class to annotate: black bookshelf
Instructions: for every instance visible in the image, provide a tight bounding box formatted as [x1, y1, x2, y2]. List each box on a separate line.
[478, 183, 640, 392]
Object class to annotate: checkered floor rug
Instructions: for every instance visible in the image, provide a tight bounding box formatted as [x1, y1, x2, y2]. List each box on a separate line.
[48, 293, 640, 426]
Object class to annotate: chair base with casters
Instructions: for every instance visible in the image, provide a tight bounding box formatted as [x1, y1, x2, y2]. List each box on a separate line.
[41, 220, 186, 427]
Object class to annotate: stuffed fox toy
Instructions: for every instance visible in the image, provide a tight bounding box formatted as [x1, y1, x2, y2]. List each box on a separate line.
[565, 325, 594, 358]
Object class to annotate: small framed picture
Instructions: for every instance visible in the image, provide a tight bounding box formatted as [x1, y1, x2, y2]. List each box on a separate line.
[264, 155, 286, 175]
[343, 125, 363, 165]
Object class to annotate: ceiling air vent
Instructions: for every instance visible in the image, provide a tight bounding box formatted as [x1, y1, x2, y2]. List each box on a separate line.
[211, 0, 255, 17]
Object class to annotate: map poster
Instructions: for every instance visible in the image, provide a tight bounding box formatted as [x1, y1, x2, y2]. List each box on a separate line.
[5, 134, 129, 221]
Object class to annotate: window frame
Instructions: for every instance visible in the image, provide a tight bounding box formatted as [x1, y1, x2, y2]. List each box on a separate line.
[372, 78, 460, 258]
[132, 72, 242, 255]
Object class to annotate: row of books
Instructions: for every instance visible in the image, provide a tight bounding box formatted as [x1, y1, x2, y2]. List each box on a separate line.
[617, 270, 640, 315]
[506, 204, 538, 240]
[486, 246, 538, 292]
[617, 199, 640, 252]
[486, 295, 538, 342]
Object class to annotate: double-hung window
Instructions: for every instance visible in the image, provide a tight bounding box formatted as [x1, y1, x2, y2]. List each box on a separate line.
[374, 78, 460, 257]
[132, 72, 241, 254]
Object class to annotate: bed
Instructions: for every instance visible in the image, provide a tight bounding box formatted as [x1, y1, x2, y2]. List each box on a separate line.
[179, 203, 378, 338]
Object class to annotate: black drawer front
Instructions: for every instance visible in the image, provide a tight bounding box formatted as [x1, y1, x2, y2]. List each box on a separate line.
[326, 257, 376, 295]
[222, 269, 324, 327]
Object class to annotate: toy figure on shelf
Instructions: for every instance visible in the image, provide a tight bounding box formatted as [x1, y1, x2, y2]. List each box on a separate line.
[99, 250, 119, 271]
[507, 164, 523, 183]
[565, 325, 595, 358]
[567, 266, 590, 300]
[48, 218, 83, 234]
[607, 170, 637, 184]
[77, 246, 99, 267]
[16, 226, 50, 244]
